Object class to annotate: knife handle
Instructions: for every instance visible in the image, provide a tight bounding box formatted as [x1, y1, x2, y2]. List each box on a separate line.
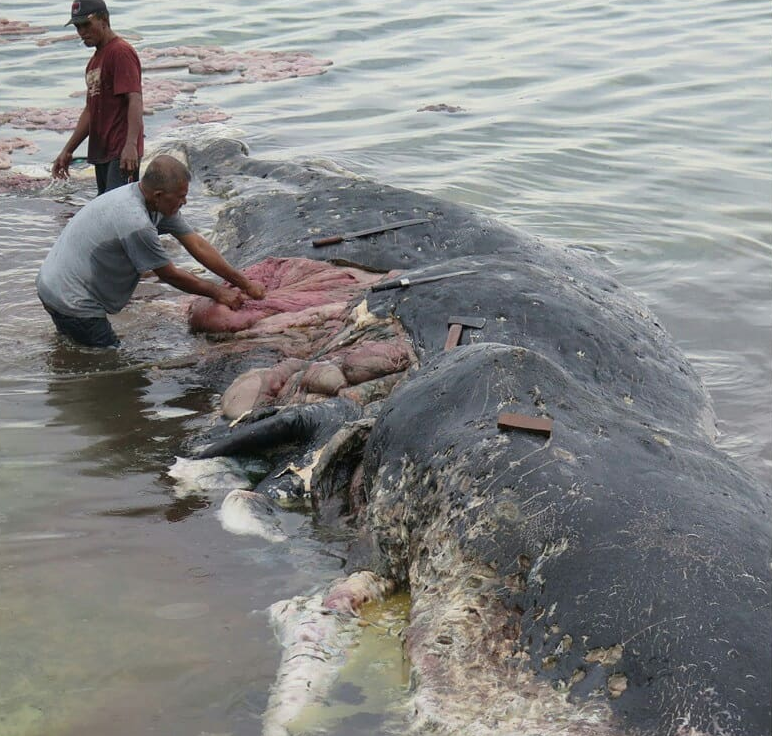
[444, 323, 462, 351]
[312, 235, 344, 247]
[371, 278, 410, 292]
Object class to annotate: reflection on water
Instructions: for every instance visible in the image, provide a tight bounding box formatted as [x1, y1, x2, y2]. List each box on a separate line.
[43, 346, 211, 475]
[0, 346, 366, 736]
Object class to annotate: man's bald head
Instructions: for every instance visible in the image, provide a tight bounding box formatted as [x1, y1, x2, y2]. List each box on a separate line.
[139, 155, 191, 217]
[141, 155, 191, 192]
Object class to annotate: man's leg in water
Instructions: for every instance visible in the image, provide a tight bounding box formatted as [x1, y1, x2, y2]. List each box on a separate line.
[43, 305, 120, 348]
[94, 159, 140, 195]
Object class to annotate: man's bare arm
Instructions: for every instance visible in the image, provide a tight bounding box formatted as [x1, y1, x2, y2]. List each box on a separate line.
[120, 92, 143, 178]
[52, 106, 90, 179]
[153, 262, 245, 310]
[176, 231, 265, 299]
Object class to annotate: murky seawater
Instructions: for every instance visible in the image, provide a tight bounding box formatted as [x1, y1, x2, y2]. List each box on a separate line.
[0, 0, 769, 734]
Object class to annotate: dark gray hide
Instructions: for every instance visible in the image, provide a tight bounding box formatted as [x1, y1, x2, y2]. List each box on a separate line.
[358, 343, 770, 736]
[182, 139, 771, 736]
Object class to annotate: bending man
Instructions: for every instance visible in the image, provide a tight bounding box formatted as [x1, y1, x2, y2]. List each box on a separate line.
[37, 155, 265, 348]
[52, 0, 143, 194]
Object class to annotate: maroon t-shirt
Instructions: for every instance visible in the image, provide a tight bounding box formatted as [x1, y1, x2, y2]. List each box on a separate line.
[85, 37, 144, 164]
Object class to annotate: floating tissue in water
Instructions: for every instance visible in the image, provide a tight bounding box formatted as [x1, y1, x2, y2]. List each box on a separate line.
[262, 572, 394, 736]
[167, 455, 251, 497]
[217, 489, 287, 542]
[168, 457, 285, 540]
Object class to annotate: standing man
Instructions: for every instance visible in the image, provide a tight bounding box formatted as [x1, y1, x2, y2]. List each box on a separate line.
[37, 155, 266, 348]
[52, 0, 143, 194]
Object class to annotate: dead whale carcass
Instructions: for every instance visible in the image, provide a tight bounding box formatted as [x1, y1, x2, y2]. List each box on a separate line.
[172, 138, 770, 736]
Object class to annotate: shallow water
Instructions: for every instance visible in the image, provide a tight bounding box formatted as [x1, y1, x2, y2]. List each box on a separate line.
[0, 0, 770, 734]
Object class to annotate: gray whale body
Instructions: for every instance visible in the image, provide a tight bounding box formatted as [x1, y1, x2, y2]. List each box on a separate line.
[179, 138, 770, 736]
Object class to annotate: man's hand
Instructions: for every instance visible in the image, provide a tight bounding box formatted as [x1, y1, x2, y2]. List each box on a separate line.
[154, 263, 252, 309]
[53, 107, 89, 180]
[52, 151, 72, 180]
[243, 281, 266, 300]
[120, 142, 140, 181]
[214, 285, 246, 311]
[176, 233, 270, 301]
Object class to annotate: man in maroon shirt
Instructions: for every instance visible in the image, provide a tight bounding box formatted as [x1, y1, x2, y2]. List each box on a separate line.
[52, 0, 144, 194]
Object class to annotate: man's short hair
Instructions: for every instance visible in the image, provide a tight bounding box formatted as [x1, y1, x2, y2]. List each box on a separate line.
[142, 155, 191, 192]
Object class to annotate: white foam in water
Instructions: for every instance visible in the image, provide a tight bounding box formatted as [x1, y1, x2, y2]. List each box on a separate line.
[167, 455, 251, 497]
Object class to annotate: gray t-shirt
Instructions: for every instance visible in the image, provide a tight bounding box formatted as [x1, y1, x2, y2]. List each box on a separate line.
[36, 182, 194, 317]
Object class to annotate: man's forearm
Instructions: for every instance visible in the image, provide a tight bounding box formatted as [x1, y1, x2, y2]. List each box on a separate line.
[124, 92, 143, 150]
[63, 107, 90, 154]
[178, 233, 251, 290]
[155, 263, 221, 299]
[155, 263, 243, 311]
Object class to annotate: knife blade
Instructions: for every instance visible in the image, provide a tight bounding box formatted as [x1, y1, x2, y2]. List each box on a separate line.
[312, 217, 430, 247]
[370, 270, 478, 292]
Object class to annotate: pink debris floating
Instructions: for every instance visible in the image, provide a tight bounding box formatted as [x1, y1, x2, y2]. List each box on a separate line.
[0, 171, 48, 193]
[0, 18, 47, 37]
[140, 45, 226, 70]
[36, 30, 140, 46]
[174, 107, 232, 125]
[0, 137, 39, 170]
[0, 39, 330, 188]
[142, 78, 198, 113]
[0, 133, 46, 190]
[35, 33, 78, 46]
[0, 45, 331, 132]
[140, 46, 333, 82]
[0, 81, 196, 133]
[0, 107, 82, 132]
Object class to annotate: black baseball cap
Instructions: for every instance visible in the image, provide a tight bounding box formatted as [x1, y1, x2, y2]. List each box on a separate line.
[65, 0, 108, 25]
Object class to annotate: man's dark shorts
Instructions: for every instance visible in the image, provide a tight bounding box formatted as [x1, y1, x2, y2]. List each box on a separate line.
[94, 159, 140, 195]
[42, 303, 120, 348]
